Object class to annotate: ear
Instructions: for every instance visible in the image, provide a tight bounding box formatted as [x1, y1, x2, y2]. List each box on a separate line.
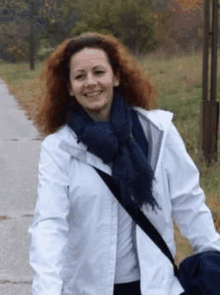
[68, 83, 74, 96]
[113, 75, 120, 87]
[69, 88, 74, 96]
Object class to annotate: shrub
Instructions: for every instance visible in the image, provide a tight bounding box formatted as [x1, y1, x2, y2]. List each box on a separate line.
[0, 18, 30, 62]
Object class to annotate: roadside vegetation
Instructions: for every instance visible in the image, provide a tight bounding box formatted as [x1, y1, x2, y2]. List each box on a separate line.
[0, 48, 220, 264]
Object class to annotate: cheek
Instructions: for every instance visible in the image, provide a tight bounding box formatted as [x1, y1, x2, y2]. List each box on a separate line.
[70, 81, 81, 94]
[103, 79, 115, 91]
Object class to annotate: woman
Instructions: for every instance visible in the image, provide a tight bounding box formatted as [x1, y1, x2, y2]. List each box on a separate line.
[28, 32, 220, 295]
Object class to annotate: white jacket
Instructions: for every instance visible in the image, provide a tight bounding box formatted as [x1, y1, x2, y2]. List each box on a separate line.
[28, 107, 220, 295]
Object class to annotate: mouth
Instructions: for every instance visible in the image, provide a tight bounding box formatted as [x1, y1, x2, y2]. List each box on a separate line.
[84, 91, 103, 97]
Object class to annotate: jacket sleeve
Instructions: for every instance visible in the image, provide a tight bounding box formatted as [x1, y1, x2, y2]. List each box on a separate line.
[28, 143, 70, 295]
[164, 122, 220, 254]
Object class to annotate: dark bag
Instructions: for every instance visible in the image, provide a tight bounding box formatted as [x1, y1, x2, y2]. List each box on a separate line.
[94, 167, 220, 295]
[178, 250, 220, 295]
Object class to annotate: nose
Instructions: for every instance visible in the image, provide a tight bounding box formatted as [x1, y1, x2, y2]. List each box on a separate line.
[85, 72, 97, 86]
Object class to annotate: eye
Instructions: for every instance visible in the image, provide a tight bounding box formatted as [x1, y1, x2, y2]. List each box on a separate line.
[95, 70, 105, 75]
[75, 74, 84, 80]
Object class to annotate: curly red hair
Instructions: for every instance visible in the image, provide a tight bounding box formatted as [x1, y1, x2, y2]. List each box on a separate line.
[35, 32, 158, 136]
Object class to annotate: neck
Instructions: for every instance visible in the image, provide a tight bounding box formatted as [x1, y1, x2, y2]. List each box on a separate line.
[83, 107, 111, 122]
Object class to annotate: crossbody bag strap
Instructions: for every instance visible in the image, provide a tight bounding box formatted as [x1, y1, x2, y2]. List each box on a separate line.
[94, 167, 179, 278]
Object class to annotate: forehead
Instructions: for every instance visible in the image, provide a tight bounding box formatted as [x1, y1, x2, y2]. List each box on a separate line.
[70, 48, 111, 71]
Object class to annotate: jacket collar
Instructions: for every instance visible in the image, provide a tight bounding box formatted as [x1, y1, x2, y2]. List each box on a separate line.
[133, 107, 173, 132]
[59, 107, 173, 175]
[133, 107, 173, 175]
[59, 125, 112, 175]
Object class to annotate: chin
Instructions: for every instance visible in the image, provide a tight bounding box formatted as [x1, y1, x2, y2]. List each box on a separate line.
[85, 105, 101, 112]
[86, 103, 105, 112]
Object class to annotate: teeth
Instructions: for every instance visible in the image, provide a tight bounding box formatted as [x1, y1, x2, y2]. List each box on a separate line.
[85, 91, 102, 97]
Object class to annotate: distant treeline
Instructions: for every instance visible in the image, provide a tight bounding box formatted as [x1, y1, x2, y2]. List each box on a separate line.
[0, 0, 207, 62]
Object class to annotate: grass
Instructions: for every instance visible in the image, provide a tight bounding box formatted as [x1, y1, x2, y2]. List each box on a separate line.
[0, 62, 44, 127]
[1, 49, 220, 264]
[141, 49, 220, 263]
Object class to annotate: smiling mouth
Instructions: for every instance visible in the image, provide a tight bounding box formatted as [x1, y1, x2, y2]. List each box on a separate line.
[84, 91, 102, 97]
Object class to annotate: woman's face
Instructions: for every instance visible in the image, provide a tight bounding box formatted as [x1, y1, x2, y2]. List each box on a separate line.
[68, 47, 120, 121]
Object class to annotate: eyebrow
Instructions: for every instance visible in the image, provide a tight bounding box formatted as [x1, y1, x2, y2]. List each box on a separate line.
[73, 65, 105, 73]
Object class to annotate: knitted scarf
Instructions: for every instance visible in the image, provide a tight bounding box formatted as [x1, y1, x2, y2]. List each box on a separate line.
[66, 88, 159, 211]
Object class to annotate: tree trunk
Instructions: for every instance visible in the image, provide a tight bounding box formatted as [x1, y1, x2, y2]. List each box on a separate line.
[29, 0, 35, 71]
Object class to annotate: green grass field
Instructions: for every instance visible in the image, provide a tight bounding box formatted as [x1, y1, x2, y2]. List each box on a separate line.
[1, 49, 220, 263]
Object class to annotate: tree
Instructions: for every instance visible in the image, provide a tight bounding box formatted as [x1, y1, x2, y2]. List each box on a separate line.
[1, 0, 42, 68]
[172, 0, 204, 10]
[71, 0, 155, 56]
[152, 0, 204, 54]
[0, 1, 29, 62]
[29, 0, 35, 70]
[0, 0, 81, 63]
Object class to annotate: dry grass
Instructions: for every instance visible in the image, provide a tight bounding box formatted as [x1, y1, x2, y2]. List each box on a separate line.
[0, 62, 44, 133]
[141, 49, 220, 263]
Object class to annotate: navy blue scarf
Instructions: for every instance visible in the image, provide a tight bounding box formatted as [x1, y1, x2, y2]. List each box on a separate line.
[66, 89, 159, 211]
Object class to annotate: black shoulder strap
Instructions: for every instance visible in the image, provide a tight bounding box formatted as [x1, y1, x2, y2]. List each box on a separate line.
[94, 167, 179, 277]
